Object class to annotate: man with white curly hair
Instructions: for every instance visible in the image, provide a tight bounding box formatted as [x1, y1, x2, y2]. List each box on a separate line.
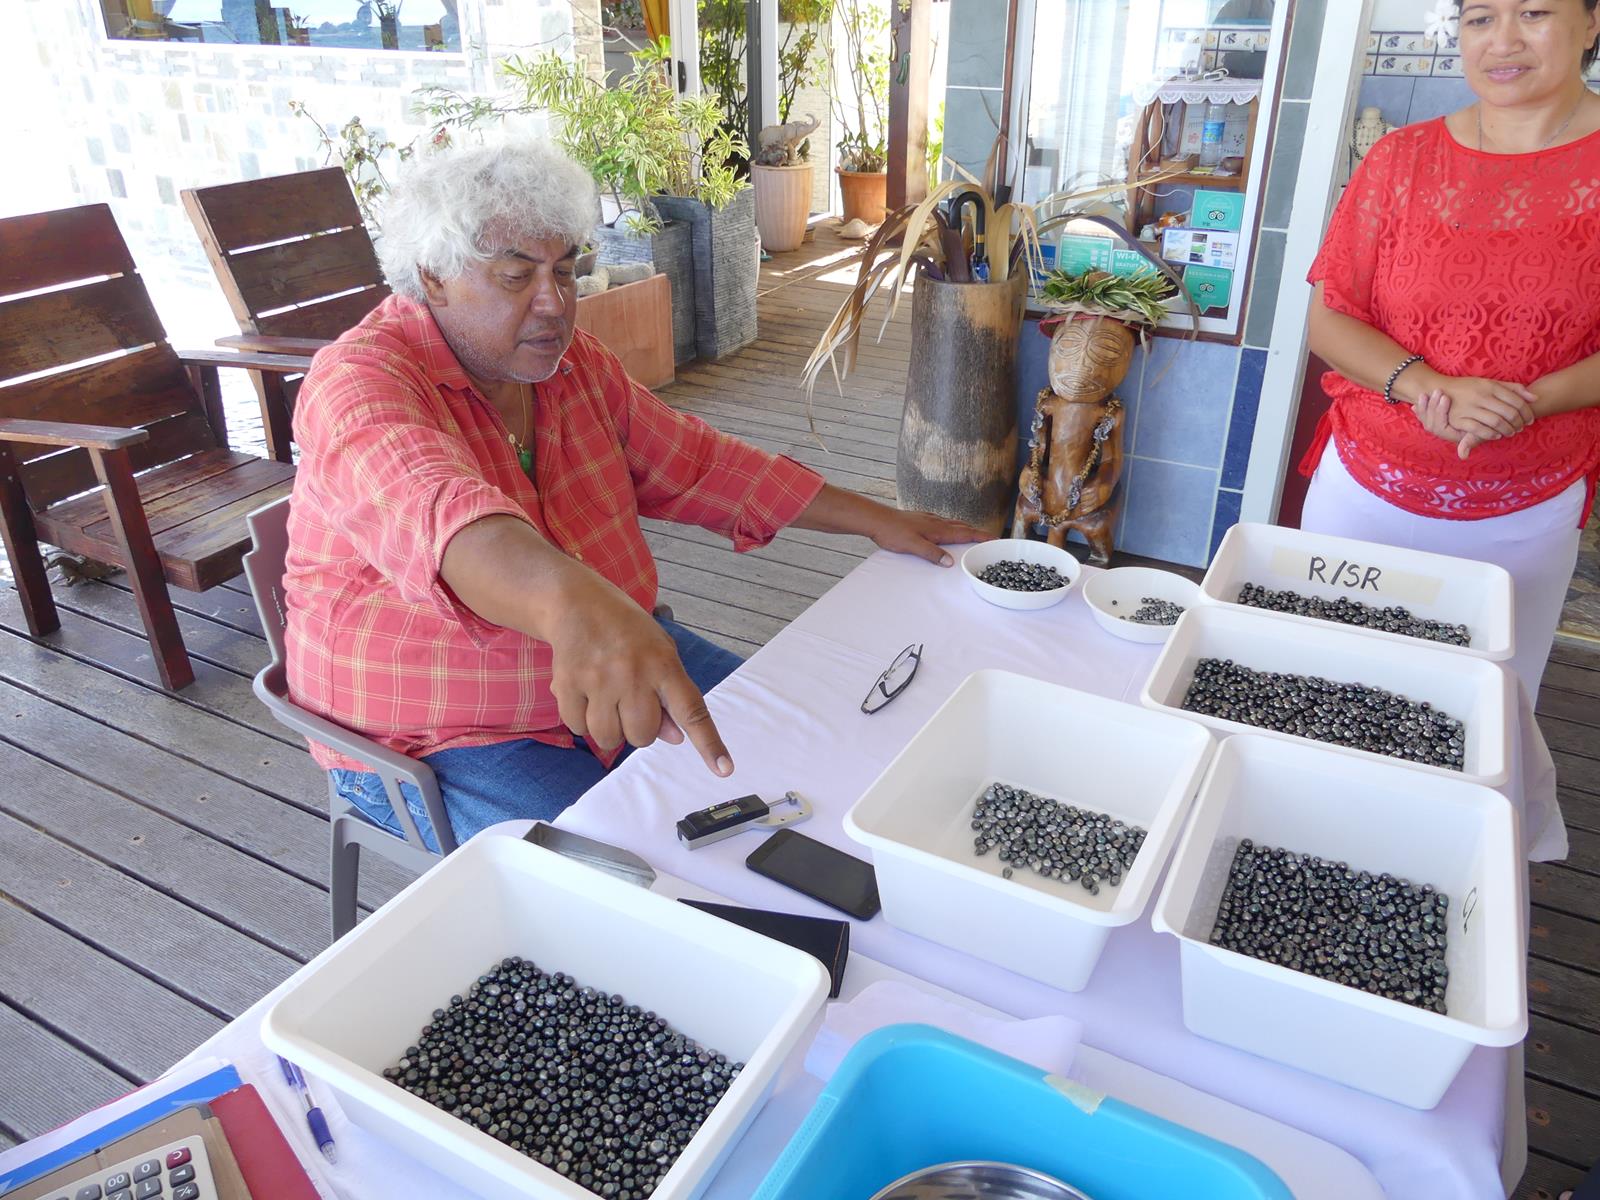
[283, 139, 989, 851]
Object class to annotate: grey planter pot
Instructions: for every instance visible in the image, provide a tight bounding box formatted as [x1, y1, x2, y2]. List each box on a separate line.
[653, 189, 759, 361]
[592, 218, 696, 364]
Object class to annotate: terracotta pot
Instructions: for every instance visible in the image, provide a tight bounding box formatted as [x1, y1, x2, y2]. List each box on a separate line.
[836, 168, 888, 225]
[1047, 313, 1136, 402]
[752, 162, 813, 253]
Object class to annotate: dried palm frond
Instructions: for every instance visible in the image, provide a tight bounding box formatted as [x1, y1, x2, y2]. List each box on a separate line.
[802, 169, 1191, 416]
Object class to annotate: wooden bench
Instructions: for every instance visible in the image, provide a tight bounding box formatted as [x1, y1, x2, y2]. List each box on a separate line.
[0, 204, 302, 690]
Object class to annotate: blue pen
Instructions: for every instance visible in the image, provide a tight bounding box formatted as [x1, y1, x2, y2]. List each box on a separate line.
[277, 1054, 339, 1164]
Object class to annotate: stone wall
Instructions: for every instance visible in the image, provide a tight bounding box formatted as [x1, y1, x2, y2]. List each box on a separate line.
[7, 0, 591, 344]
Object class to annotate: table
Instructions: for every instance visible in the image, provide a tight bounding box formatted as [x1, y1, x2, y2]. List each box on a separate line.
[150, 852, 1383, 1200]
[7, 549, 1535, 1200]
[555, 548, 1548, 1199]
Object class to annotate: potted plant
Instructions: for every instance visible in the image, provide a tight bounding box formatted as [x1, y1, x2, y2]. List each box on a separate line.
[832, 0, 889, 224]
[375, 0, 402, 50]
[285, 11, 312, 45]
[801, 180, 1193, 534]
[508, 38, 756, 361]
[749, 0, 833, 252]
[803, 180, 1036, 531]
[751, 116, 820, 253]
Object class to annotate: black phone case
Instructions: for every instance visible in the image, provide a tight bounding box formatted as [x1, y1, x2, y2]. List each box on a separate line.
[678, 899, 850, 997]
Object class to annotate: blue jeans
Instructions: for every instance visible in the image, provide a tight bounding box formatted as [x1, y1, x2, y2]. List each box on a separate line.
[330, 616, 743, 852]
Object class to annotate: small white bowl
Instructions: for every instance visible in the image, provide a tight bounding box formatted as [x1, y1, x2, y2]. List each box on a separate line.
[1083, 567, 1202, 644]
[961, 539, 1081, 610]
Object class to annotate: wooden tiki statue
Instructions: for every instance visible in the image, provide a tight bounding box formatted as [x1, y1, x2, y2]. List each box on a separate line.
[1011, 315, 1132, 564]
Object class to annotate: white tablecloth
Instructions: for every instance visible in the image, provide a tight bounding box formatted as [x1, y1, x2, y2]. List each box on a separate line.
[558, 548, 1546, 1200]
[165, 855, 1384, 1200]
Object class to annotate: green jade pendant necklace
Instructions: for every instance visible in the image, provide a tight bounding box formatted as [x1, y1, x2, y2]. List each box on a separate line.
[509, 382, 534, 475]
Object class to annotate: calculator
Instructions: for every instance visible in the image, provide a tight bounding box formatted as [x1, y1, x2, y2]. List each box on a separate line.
[32, 1134, 218, 1200]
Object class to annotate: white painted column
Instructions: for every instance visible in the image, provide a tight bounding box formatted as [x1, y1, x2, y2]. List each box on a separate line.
[758, 0, 779, 130]
[1240, 0, 1375, 523]
[669, 0, 701, 96]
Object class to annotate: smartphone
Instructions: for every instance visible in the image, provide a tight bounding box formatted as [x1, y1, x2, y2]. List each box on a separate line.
[744, 828, 881, 921]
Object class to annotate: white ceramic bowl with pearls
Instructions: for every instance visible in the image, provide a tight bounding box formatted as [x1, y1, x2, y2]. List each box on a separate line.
[960, 539, 1081, 611]
[1083, 566, 1203, 645]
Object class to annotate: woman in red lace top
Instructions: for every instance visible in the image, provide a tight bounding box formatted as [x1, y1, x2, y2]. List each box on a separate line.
[1303, 0, 1600, 693]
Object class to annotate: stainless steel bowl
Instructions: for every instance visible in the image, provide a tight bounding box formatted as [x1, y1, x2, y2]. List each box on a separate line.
[867, 1161, 1095, 1200]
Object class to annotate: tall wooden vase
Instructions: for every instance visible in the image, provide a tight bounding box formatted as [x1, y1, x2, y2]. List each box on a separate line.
[898, 273, 1026, 534]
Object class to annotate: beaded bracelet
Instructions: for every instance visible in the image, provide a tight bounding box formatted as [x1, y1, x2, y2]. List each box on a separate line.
[1383, 353, 1426, 405]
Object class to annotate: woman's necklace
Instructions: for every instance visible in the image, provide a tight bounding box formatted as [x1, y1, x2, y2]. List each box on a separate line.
[508, 382, 533, 474]
[1476, 93, 1588, 153]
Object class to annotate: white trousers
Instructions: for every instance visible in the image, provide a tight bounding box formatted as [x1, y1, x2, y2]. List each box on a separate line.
[1301, 443, 1585, 699]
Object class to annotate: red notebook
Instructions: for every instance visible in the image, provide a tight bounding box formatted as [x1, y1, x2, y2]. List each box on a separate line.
[209, 1084, 321, 1200]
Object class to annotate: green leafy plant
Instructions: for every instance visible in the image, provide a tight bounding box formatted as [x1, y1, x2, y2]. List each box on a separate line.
[803, 173, 1197, 407]
[288, 102, 416, 224]
[698, 0, 749, 152]
[778, 0, 832, 125]
[1039, 266, 1177, 328]
[504, 37, 749, 232]
[602, 0, 645, 27]
[291, 83, 518, 224]
[833, 0, 889, 172]
[926, 99, 944, 191]
[411, 84, 525, 145]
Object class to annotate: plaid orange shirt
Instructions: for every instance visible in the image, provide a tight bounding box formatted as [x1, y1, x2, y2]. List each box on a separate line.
[284, 294, 824, 771]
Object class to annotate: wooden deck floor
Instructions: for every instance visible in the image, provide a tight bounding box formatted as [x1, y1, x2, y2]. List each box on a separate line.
[1, 229, 1597, 1197]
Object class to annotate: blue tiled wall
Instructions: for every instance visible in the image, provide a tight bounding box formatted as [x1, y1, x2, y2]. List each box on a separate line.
[1012, 329, 1268, 567]
[964, 0, 1330, 567]
[1357, 73, 1473, 131]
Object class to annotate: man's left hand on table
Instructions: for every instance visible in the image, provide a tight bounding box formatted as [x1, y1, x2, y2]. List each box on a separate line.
[868, 508, 995, 567]
[791, 482, 994, 567]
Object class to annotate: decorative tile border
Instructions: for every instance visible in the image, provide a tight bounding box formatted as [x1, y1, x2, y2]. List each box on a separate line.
[1366, 29, 1598, 77]
[1161, 24, 1272, 74]
[1361, 29, 1456, 76]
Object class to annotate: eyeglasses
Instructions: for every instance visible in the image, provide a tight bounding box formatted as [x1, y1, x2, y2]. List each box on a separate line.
[861, 643, 923, 715]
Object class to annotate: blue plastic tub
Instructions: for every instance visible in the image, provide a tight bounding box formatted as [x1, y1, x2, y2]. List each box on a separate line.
[754, 1025, 1294, 1200]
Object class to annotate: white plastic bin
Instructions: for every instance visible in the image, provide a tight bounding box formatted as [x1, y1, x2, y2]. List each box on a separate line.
[845, 670, 1215, 992]
[261, 835, 829, 1200]
[1201, 522, 1513, 660]
[1152, 735, 1525, 1108]
[1143, 604, 1512, 787]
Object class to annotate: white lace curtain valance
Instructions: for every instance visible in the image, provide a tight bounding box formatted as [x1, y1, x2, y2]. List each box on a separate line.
[1131, 76, 1265, 108]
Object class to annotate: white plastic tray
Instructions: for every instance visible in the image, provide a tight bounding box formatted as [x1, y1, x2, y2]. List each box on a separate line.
[1142, 604, 1512, 787]
[261, 836, 829, 1200]
[1152, 735, 1526, 1108]
[1201, 522, 1513, 660]
[845, 670, 1214, 992]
